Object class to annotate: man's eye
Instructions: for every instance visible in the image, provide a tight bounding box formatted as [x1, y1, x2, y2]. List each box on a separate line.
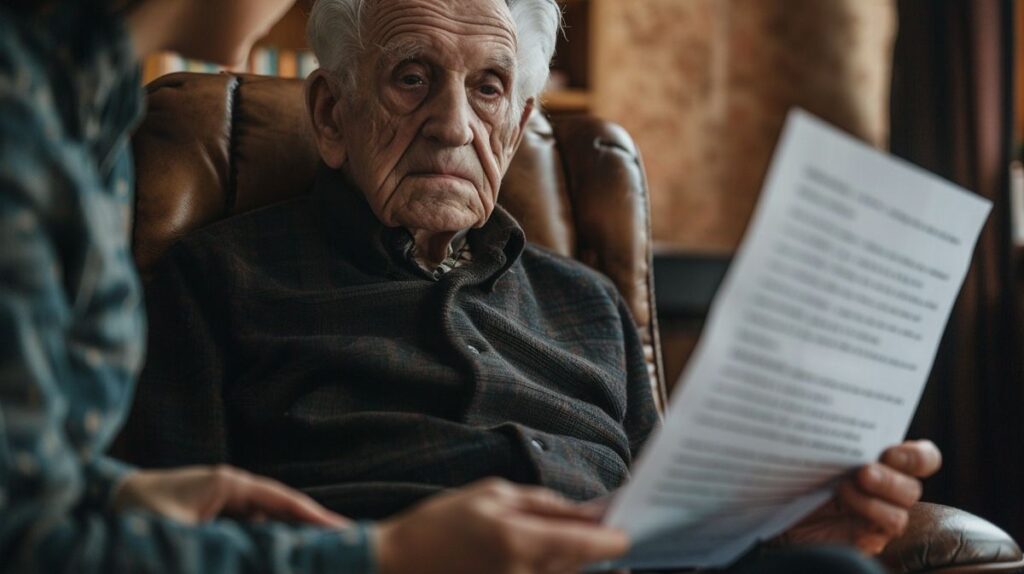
[400, 74, 426, 87]
[479, 84, 502, 97]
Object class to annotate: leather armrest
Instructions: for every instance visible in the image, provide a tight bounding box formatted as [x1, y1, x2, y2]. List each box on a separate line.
[880, 503, 1023, 573]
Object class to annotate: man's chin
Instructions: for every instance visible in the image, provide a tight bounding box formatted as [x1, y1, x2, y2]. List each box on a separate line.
[398, 211, 486, 233]
[388, 187, 490, 232]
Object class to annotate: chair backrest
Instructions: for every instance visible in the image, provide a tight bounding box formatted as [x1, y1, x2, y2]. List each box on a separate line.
[130, 72, 668, 411]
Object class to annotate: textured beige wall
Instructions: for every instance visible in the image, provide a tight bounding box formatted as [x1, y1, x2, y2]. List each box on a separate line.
[591, 0, 896, 252]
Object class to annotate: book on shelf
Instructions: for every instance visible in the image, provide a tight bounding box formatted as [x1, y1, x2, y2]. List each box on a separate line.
[143, 49, 320, 84]
[278, 50, 297, 78]
[298, 52, 319, 78]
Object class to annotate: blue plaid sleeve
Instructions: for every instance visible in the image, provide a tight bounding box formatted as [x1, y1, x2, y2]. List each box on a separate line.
[0, 5, 376, 573]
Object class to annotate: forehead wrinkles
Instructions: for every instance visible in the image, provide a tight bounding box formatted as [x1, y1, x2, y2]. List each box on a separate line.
[368, 2, 517, 55]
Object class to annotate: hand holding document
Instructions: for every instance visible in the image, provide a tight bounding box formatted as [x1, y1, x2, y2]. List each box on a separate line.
[598, 110, 991, 570]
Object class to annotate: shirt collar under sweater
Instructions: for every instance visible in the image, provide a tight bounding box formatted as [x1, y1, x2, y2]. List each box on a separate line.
[310, 163, 526, 288]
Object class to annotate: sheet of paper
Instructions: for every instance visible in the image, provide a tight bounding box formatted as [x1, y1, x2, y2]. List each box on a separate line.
[599, 109, 991, 570]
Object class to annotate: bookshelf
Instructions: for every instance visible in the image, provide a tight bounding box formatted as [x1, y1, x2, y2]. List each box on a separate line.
[142, 0, 593, 115]
[141, 1, 316, 81]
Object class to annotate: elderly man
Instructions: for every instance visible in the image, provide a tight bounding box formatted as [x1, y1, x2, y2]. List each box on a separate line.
[125, 0, 939, 571]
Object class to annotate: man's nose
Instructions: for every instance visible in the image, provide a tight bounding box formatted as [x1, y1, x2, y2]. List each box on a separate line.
[421, 80, 474, 147]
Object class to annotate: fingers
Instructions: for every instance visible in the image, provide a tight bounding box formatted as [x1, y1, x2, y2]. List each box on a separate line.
[856, 463, 923, 508]
[466, 478, 630, 569]
[114, 466, 353, 529]
[510, 486, 604, 523]
[881, 440, 942, 478]
[847, 445, 935, 553]
[249, 478, 350, 527]
[463, 478, 599, 522]
[851, 437, 937, 519]
[837, 479, 909, 537]
[216, 467, 351, 527]
[520, 515, 631, 568]
[510, 488, 629, 568]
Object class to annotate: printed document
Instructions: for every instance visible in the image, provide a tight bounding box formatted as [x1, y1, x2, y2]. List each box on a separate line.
[598, 109, 991, 570]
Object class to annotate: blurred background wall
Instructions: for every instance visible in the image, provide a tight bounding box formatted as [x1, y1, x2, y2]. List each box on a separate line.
[590, 0, 895, 251]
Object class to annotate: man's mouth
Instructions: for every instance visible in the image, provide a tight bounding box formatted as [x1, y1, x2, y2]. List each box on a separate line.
[408, 170, 475, 184]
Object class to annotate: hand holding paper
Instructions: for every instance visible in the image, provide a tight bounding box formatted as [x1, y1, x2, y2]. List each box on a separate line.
[595, 109, 990, 571]
[781, 440, 942, 554]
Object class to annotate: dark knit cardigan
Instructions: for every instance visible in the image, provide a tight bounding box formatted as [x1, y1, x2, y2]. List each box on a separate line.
[123, 165, 659, 519]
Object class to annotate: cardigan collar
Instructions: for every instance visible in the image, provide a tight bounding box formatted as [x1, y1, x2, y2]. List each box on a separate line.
[311, 164, 525, 287]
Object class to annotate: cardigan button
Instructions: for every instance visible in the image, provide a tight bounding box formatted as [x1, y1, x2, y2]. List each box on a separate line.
[530, 438, 547, 452]
[467, 344, 480, 355]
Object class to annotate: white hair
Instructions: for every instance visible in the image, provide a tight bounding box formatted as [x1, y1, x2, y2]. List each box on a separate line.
[307, 0, 561, 109]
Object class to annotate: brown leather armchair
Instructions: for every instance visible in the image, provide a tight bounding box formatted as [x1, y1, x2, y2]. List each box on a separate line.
[127, 72, 1023, 574]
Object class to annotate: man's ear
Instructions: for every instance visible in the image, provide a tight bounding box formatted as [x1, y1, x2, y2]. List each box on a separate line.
[509, 97, 536, 154]
[305, 70, 347, 169]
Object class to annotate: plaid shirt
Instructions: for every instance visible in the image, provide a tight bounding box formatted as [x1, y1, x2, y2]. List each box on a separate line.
[0, 2, 372, 572]
[124, 165, 660, 519]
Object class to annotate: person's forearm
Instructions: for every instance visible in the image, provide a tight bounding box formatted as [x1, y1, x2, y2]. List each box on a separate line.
[0, 503, 375, 574]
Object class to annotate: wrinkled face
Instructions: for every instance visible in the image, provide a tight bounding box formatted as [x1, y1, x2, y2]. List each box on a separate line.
[336, 0, 527, 232]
